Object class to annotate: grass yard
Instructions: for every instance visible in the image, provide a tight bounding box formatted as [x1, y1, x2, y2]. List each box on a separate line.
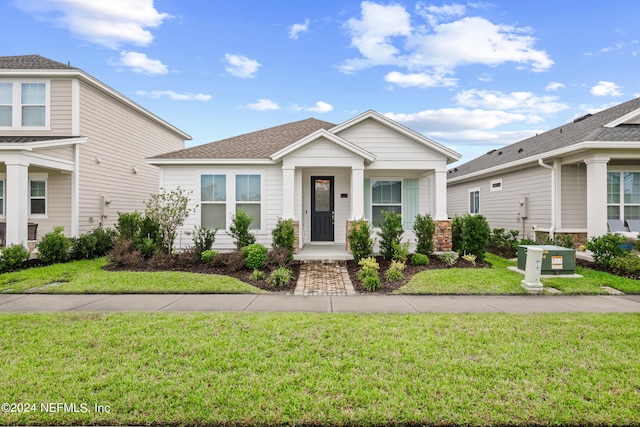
[1, 312, 638, 426]
[0, 258, 264, 294]
[397, 253, 640, 295]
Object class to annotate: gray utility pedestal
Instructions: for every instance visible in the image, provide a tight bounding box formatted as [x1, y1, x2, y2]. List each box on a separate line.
[520, 246, 544, 293]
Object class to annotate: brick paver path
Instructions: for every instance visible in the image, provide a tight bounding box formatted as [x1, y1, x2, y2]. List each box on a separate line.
[294, 261, 356, 296]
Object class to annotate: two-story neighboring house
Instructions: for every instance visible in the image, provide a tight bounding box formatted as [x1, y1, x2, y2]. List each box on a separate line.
[0, 54, 190, 247]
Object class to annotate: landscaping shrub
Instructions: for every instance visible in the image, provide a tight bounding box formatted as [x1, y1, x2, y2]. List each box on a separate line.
[357, 256, 381, 291]
[392, 241, 409, 262]
[361, 275, 381, 291]
[462, 253, 477, 266]
[385, 260, 405, 282]
[377, 211, 403, 260]
[244, 243, 268, 270]
[0, 243, 29, 271]
[226, 250, 247, 271]
[139, 216, 163, 251]
[37, 227, 71, 264]
[451, 215, 464, 252]
[585, 233, 628, 267]
[438, 252, 458, 267]
[229, 209, 256, 249]
[250, 269, 266, 281]
[488, 228, 520, 257]
[193, 226, 217, 256]
[553, 234, 575, 249]
[272, 218, 296, 263]
[71, 228, 115, 260]
[107, 239, 144, 269]
[267, 266, 293, 288]
[410, 253, 430, 266]
[200, 249, 218, 264]
[116, 211, 142, 241]
[458, 214, 490, 261]
[267, 247, 291, 267]
[347, 219, 374, 262]
[609, 254, 640, 279]
[413, 213, 436, 255]
[145, 187, 196, 254]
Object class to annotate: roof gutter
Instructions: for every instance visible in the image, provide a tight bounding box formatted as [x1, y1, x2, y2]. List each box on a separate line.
[538, 158, 556, 239]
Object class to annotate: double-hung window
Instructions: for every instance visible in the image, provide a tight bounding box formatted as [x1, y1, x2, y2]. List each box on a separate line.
[201, 174, 227, 229]
[0, 81, 48, 128]
[236, 174, 261, 229]
[371, 180, 402, 226]
[29, 179, 47, 215]
[608, 171, 640, 220]
[469, 189, 480, 214]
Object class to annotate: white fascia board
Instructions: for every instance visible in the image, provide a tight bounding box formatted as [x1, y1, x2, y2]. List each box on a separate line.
[604, 107, 640, 127]
[270, 128, 376, 162]
[447, 140, 640, 184]
[0, 69, 192, 140]
[23, 151, 75, 171]
[146, 158, 276, 166]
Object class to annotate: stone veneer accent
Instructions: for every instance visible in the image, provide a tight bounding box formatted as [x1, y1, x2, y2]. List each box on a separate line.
[534, 231, 587, 247]
[434, 219, 453, 252]
[291, 220, 300, 254]
[345, 219, 361, 254]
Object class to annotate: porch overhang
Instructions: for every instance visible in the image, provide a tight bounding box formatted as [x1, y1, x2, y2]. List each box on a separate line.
[270, 129, 376, 164]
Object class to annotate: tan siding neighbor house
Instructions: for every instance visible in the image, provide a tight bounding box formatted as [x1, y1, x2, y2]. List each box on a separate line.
[0, 55, 190, 247]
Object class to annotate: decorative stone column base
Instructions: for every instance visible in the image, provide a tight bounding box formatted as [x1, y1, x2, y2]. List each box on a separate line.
[434, 219, 453, 252]
[291, 220, 301, 254]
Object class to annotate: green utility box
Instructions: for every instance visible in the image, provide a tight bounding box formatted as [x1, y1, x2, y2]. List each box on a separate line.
[517, 245, 576, 275]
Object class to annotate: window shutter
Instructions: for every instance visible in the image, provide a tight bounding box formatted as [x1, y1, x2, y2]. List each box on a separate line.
[363, 178, 370, 220]
[403, 178, 419, 230]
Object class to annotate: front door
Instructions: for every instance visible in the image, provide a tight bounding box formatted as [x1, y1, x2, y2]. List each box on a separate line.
[311, 176, 334, 241]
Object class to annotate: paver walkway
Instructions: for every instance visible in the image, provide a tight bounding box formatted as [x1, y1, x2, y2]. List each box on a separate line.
[294, 261, 356, 295]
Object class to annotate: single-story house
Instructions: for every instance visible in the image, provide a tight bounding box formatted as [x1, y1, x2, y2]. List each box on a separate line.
[148, 110, 461, 253]
[447, 96, 640, 245]
[0, 55, 190, 247]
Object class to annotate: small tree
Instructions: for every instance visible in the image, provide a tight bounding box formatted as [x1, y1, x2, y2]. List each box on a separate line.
[347, 219, 374, 262]
[377, 211, 404, 260]
[272, 218, 296, 263]
[461, 214, 491, 261]
[144, 187, 196, 254]
[229, 209, 256, 249]
[413, 213, 436, 256]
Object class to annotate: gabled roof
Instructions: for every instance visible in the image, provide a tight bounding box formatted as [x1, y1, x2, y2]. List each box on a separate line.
[271, 128, 376, 163]
[448, 96, 640, 182]
[0, 54, 77, 70]
[149, 118, 336, 161]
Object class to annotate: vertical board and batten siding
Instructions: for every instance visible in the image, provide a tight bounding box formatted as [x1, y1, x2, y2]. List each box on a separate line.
[77, 81, 185, 234]
[560, 164, 587, 229]
[161, 164, 283, 250]
[448, 165, 552, 239]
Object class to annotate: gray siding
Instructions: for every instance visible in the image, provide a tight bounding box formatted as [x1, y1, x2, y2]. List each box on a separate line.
[560, 164, 587, 229]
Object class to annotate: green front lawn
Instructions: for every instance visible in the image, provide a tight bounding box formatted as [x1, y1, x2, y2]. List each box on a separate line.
[0, 258, 264, 294]
[1, 312, 638, 426]
[397, 253, 640, 295]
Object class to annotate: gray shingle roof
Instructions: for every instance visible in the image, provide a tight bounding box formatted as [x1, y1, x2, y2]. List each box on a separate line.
[150, 118, 336, 160]
[448, 96, 640, 180]
[0, 54, 77, 70]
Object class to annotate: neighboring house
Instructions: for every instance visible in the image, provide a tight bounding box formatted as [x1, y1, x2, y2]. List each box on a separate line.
[148, 110, 460, 252]
[447, 96, 640, 245]
[0, 54, 190, 247]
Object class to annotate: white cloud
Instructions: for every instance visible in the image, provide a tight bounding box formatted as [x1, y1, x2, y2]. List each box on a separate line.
[546, 82, 565, 91]
[117, 51, 167, 75]
[136, 90, 211, 101]
[385, 108, 529, 133]
[289, 19, 309, 39]
[15, 0, 171, 49]
[306, 101, 334, 113]
[591, 80, 622, 97]
[248, 99, 279, 111]
[340, 1, 553, 85]
[384, 71, 457, 88]
[455, 89, 569, 115]
[225, 54, 261, 78]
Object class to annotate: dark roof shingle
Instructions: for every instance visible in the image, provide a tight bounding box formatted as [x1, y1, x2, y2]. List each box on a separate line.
[151, 118, 336, 160]
[0, 54, 77, 70]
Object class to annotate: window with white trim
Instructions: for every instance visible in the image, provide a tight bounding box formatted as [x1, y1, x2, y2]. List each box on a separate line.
[29, 179, 47, 215]
[608, 171, 640, 220]
[490, 178, 503, 192]
[469, 188, 480, 214]
[371, 180, 402, 226]
[201, 174, 226, 229]
[236, 174, 261, 229]
[0, 80, 48, 128]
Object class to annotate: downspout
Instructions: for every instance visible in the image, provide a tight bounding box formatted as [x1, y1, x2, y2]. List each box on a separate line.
[538, 158, 556, 239]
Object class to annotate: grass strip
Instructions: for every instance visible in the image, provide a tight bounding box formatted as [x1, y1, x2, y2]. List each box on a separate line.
[0, 258, 264, 294]
[1, 312, 638, 426]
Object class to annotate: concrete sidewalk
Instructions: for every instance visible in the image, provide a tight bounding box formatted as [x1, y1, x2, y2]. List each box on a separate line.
[1, 293, 640, 313]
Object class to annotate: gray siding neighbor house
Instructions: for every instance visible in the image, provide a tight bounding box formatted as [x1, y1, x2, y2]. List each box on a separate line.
[0, 55, 190, 247]
[148, 110, 460, 253]
[447, 97, 640, 245]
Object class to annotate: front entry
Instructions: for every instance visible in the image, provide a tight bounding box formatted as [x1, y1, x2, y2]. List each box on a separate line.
[311, 176, 334, 241]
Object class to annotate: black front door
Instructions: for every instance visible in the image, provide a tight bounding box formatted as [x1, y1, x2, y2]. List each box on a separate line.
[311, 176, 334, 241]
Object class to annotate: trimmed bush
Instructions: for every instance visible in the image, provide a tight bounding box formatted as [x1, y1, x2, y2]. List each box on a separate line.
[107, 239, 143, 269]
[451, 215, 464, 253]
[357, 256, 381, 291]
[229, 209, 256, 249]
[455, 214, 491, 261]
[438, 252, 458, 267]
[267, 267, 293, 288]
[410, 253, 430, 266]
[385, 260, 405, 282]
[377, 211, 404, 260]
[267, 247, 291, 267]
[71, 228, 115, 260]
[585, 233, 628, 267]
[200, 249, 218, 264]
[193, 226, 217, 256]
[116, 211, 142, 241]
[609, 254, 640, 279]
[37, 227, 71, 264]
[347, 219, 374, 262]
[361, 275, 381, 291]
[413, 213, 436, 255]
[1, 243, 30, 271]
[272, 218, 296, 263]
[245, 243, 268, 270]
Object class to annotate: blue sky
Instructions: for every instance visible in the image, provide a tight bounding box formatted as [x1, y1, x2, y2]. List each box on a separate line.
[3, 0, 640, 165]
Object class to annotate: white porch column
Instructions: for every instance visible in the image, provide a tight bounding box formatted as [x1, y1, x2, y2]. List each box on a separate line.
[585, 155, 610, 238]
[5, 154, 29, 246]
[71, 143, 80, 237]
[282, 167, 295, 219]
[350, 166, 364, 219]
[433, 168, 448, 220]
